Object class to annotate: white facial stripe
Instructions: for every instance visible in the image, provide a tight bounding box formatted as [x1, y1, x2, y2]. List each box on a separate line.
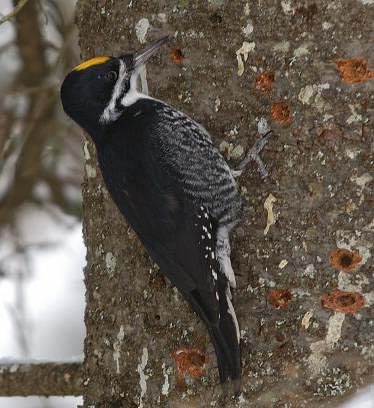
[121, 68, 154, 107]
[100, 60, 127, 124]
[100, 61, 157, 124]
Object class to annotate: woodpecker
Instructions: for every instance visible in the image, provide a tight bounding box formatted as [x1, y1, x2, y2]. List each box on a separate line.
[61, 37, 271, 394]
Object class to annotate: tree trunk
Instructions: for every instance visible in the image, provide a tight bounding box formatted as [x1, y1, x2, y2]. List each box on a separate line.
[76, 1, 374, 407]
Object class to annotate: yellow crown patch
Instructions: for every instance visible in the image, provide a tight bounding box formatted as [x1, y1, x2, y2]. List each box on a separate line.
[73, 56, 110, 71]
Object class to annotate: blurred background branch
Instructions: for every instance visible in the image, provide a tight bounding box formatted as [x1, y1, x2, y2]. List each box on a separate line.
[0, 0, 82, 226]
[0, 361, 83, 396]
[0, 1, 85, 406]
[0, 0, 29, 25]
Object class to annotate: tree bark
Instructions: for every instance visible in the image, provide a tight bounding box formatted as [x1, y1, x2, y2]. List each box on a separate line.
[76, 1, 374, 407]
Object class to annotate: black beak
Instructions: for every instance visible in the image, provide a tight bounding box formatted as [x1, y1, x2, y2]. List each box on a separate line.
[133, 36, 169, 69]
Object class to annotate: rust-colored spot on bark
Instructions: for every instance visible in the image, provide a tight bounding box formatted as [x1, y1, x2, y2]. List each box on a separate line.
[329, 248, 362, 272]
[336, 59, 374, 84]
[271, 102, 292, 124]
[171, 48, 184, 64]
[172, 347, 206, 387]
[268, 289, 293, 309]
[256, 71, 275, 92]
[321, 289, 365, 314]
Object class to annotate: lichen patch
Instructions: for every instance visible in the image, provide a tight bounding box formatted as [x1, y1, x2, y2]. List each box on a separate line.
[137, 347, 149, 408]
[236, 41, 255, 76]
[264, 193, 277, 235]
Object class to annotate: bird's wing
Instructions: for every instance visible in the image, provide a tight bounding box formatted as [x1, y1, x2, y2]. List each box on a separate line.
[152, 102, 241, 225]
[123, 191, 240, 386]
[100, 98, 241, 386]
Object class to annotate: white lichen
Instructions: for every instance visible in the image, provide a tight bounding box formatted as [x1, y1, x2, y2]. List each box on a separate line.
[350, 172, 372, 191]
[303, 264, 316, 278]
[242, 19, 254, 37]
[322, 21, 333, 30]
[257, 117, 270, 135]
[157, 13, 167, 24]
[244, 3, 250, 16]
[293, 45, 310, 58]
[137, 347, 149, 408]
[336, 230, 372, 265]
[281, 0, 295, 15]
[83, 141, 91, 160]
[113, 325, 125, 374]
[85, 164, 97, 178]
[307, 312, 345, 377]
[214, 97, 221, 112]
[298, 84, 330, 111]
[161, 362, 170, 395]
[346, 104, 363, 124]
[236, 41, 255, 76]
[135, 18, 150, 44]
[302, 310, 314, 329]
[273, 41, 290, 53]
[105, 252, 117, 275]
[231, 145, 244, 160]
[345, 147, 360, 159]
[278, 259, 288, 269]
[264, 194, 277, 235]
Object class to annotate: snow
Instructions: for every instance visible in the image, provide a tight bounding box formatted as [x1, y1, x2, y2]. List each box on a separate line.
[0, 206, 85, 407]
[339, 385, 374, 408]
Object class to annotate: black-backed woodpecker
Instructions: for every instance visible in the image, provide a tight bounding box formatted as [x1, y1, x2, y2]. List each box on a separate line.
[61, 37, 271, 394]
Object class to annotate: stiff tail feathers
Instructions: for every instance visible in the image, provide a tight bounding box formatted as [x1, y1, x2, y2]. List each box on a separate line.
[189, 274, 241, 395]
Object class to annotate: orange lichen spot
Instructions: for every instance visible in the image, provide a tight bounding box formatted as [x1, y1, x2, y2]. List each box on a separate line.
[73, 56, 110, 71]
[335, 59, 374, 84]
[271, 102, 292, 124]
[172, 347, 206, 387]
[268, 289, 293, 309]
[321, 289, 365, 314]
[171, 48, 184, 64]
[256, 71, 275, 92]
[329, 248, 362, 272]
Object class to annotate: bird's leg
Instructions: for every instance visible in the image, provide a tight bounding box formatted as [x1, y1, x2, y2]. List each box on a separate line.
[216, 226, 236, 289]
[233, 130, 273, 180]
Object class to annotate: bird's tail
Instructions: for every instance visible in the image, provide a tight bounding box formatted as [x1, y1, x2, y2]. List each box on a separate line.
[189, 273, 241, 395]
[210, 273, 241, 394]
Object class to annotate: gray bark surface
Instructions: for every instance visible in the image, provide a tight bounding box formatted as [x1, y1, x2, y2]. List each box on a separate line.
[76, 1, 373, 407]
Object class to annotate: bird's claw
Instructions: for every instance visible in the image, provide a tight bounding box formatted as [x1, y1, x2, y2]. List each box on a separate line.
[234, 130, 273, 180]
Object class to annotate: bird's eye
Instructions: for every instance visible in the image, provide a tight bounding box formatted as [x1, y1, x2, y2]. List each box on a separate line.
[104, 71, 117, 81]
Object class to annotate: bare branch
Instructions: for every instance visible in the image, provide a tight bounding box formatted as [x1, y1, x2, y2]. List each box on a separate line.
[0, 362, 83, 396]
[0, 0, 30, 26]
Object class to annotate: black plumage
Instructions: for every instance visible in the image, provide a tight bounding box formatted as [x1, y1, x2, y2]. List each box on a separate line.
[61, 38, 241, 393]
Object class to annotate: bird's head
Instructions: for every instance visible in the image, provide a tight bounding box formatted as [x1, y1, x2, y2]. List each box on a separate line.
[60, 36, 169, 137]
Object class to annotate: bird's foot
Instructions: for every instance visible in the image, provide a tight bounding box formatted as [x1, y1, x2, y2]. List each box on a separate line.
[234, 127, 273, 180]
